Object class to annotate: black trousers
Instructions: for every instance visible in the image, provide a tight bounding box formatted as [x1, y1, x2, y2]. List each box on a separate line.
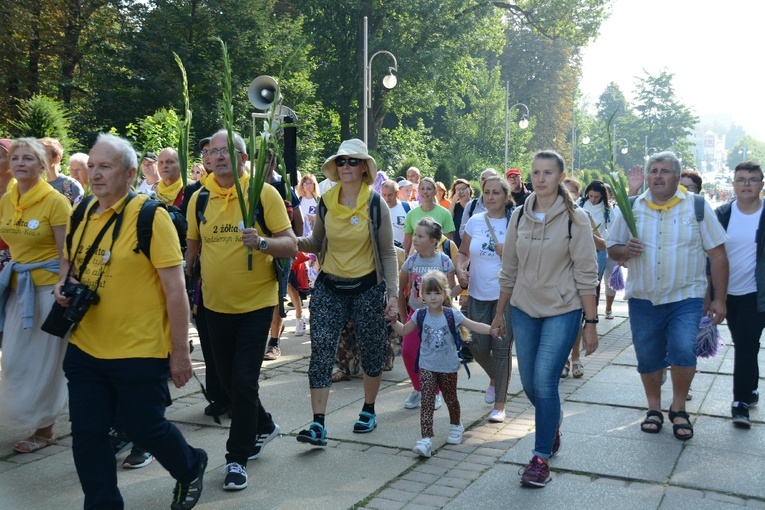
[726, 293, 765, 403]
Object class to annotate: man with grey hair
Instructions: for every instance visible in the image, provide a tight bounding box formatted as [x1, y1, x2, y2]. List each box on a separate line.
[458, 168, 500, 238]
[56, 133, 207, 509]
[157, 147, 185, 207]
[608, 151, 729, 441]
[185, 129, 297, 491]
[381, 179, 410, 247]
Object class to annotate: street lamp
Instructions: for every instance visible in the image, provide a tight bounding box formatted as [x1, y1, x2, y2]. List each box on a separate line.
[363, 16, 398, 148]
[644, 147, 658, 161]
[617, 138, 629, 155]
[504, 80, 530, 170]
[738, 144, 749, 162]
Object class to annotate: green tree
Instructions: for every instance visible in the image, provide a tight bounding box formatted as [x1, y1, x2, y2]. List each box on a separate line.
[727, 136, 765, 171]
[125, 108, 181, 154]
[11, 94, 74, 152]
[633, 69, 698, 164]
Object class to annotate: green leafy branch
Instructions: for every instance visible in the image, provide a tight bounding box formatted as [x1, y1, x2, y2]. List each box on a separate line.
[173, 52, 191, 188]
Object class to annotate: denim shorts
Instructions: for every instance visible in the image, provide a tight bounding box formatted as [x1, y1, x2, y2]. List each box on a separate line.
[628, 297, 703, 373]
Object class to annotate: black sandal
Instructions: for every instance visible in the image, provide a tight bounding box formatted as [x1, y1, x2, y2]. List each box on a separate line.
[640, 410, 664, 433]
[668, 409, 694, 440]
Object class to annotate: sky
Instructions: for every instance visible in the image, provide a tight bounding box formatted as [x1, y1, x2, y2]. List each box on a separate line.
[579, 0, 765, 141]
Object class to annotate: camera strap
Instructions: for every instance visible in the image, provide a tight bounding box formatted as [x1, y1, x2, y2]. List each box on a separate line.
[71, 192, 135, 287]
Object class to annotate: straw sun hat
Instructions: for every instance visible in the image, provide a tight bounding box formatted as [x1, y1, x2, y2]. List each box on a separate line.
[321, 139, 377, 185]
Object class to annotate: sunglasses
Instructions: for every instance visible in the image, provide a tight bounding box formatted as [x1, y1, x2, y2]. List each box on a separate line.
[335, 157, 360, 167]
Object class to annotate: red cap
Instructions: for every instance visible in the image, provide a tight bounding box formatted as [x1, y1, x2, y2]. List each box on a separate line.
[505, 168, 521, 177]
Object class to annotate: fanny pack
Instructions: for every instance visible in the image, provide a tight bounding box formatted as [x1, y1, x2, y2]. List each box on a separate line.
[318, 271, 377, 295]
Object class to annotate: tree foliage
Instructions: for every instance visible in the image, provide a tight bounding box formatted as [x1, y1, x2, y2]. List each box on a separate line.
[11, 94, 74, 153]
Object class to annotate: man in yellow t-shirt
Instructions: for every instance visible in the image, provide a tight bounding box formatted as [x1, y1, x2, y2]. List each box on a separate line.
[185, 130, 296, 491]
[54, 133, 207, 510]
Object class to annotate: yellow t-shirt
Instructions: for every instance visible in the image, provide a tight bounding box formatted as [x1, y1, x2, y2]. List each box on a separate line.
[187, 183, 291, 314]
[67, 193, 182, 359]
[0, 184, 70, 287]
[321, 204, 376, 278]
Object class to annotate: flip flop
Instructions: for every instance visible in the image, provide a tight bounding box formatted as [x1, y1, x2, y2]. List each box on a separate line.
[572, 360, 584, 378]
[13, 435, 56, 454]
[605, 310, 614, 320]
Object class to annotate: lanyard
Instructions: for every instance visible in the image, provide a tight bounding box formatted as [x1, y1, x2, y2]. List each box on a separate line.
[69, 192, 134, 288]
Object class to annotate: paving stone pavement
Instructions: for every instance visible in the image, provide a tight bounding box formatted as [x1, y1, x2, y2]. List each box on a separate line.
[0, 297, 763, 509]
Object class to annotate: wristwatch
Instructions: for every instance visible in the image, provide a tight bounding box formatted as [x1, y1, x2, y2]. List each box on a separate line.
[584, 318, 599, 324]
[258, 238, 268, 251]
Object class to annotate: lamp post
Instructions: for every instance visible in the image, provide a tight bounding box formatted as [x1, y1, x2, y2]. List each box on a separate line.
[504, 81, 530, 171]
[363, 16, 398, 148]
[738, 144, 749, 162]
[645, 147, 658, 161]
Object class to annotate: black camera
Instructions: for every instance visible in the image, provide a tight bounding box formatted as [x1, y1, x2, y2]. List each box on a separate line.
[61, 282, 100, 324]
[41, 282, 99, 338]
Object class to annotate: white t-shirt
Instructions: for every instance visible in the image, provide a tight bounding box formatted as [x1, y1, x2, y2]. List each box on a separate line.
[388, 201, 408, 246]
[464, 212, 508, 301]
[137, 179, 157, 194]
[726, 201, 761, 295]
[299, 196, 318, 236]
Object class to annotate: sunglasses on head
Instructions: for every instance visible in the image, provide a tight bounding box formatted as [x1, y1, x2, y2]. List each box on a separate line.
[335, 157, 360, 167]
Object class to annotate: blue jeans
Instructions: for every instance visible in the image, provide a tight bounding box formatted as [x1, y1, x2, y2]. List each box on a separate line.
[206, 306, 275, 466]
[64, 344, 202, 510]
[628, 298, 703, 373]
[511, 307, 582, 459]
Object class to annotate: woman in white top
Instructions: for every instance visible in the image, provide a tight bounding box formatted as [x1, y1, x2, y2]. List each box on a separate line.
[455, 176, 514, 422]
[296, 173, 320, 236]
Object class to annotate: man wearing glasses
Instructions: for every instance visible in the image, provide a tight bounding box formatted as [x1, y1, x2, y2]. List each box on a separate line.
[709, 161, 765, 428]
[137, 152, 160, 194]
[505, 167, 531, 206]
[185, 130, 297, 491]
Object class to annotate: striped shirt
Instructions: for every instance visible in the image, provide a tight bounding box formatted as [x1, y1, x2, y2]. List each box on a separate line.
[607, 188, 727, 305]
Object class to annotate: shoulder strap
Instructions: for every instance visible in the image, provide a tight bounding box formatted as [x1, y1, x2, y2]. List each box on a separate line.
[444, 307, 471, 378]
[402, 201, 411, 213]
[370, 190, 382, 237]
[66, 195, 97, 257]
[135, 199, 163, 259]
[515, 204, 524, 229]
[195, 187, 210, 225]
[468, 198, 478, 217]
[692, 193, 704, 222]
[628, 196, 637, 207]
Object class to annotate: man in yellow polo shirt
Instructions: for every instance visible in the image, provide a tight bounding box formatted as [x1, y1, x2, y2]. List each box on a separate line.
[185, 130, 296, 492]
[55, 133, 207, 510]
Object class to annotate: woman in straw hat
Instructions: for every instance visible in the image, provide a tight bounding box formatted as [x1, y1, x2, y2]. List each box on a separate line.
[295, 139, 399, 446]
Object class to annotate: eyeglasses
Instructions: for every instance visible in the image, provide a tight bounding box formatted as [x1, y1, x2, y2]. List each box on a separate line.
[203, 148, 242, 157]
[685, 185, 698, 192]
[455, 186, 470, 193]
[734, 178, 763, 186]
[301, 181, 314, 186]
[335, 157, 360, 167]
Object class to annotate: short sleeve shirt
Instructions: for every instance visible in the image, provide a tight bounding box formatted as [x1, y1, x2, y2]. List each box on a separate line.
[418, 308, 465, 373]
[401, 252, 454, 309]
[464, 212, 507, 301]
[404, 205, 455, 235]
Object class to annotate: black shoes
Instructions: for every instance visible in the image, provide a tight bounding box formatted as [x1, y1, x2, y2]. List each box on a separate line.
[204, 400, 231, 418]
[732, 402, 752, 429]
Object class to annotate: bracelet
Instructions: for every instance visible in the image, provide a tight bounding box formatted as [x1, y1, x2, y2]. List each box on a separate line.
[460, 284, 468, 290]
[584, 318, 599, 324]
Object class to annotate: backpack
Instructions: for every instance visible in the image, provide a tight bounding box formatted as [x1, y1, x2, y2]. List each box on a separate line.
[578, 197, 612, 226]
[194, 186, 291, 317]
[414, 307, 471, 378]
[66, 192, 188, 262]
[627, 193, 704, 221]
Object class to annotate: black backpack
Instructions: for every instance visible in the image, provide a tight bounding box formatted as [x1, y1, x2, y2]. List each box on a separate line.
[67, 192, 188, 261]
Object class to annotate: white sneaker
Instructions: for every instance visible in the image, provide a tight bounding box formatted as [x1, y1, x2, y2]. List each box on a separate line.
[434, 393, 443, 411]
[295, 317, 306, 336]
[404, 390, 421, 409]
[485, 385, 496, 404]
[488, 409, 506, 423]
[412, 438, 432, 457]
[447, 423, 464, 444]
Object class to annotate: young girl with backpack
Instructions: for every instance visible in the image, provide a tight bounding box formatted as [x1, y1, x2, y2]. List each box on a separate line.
[390, 270, 497, 458]
[398, 217, 458, 411]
